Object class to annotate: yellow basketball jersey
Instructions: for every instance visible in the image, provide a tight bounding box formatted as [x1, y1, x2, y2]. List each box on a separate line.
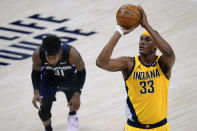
[125, 56, 169, 124]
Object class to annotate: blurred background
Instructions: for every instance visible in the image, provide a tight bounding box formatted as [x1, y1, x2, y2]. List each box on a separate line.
[0, 0, 197, 130]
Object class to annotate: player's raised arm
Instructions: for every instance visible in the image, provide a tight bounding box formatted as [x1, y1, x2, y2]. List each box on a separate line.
[96, 29, 134, 72]
[139, 6, 175, 71]
[97, 4, 140, 72]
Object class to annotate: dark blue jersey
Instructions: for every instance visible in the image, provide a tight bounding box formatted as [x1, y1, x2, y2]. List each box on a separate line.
[39, 43, 77, 99]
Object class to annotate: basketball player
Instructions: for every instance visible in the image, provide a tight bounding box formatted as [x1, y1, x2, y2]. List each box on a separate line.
[31, 34, 86, 131]
[96, 6, 175, 131]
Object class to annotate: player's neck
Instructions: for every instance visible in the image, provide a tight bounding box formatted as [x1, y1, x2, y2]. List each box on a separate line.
[140, 54, 156, 66]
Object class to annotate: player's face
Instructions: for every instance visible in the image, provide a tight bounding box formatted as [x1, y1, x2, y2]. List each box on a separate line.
[45, 52, 61, 66]
[139, 35, 155, 56]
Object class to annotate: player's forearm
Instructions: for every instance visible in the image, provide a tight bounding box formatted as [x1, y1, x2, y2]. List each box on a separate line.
[96, 31, 121, 67]
[75, 68, 86, 94]
[31, 69, 41, 91]
[145, 25, 175, 59]
[34, 89, 40, 95]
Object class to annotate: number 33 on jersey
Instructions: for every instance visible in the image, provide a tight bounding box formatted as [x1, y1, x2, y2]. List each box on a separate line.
[125, 56, 169, 124]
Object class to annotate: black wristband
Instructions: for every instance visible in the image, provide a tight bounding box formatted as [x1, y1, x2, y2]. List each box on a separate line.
[31, 69, 41, 90]
[75, 68, 86, 93]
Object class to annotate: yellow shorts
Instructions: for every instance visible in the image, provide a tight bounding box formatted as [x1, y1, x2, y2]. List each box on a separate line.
[124, 122, 170, 131]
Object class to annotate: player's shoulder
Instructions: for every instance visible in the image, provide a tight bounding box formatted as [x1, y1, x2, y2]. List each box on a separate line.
[122, 56, 135, 80]
[69, 45, 81, 58]
[158, 55, 168, 67]
[33, 47, 40, 54]
[119, 56, 134, 61]
[32, 47, 41, 60]
[119, 56, 135, 65]
[120, 56, 135, 70]
[62, 43, 71, 48]
[126, 56, 135, 66]
[60, 43, 74, 56]
[158, 55, 172, 79]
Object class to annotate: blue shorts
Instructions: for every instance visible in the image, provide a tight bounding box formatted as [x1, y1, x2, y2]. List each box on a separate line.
[40, 85, 75, 101]
[39, 76, 77, 101]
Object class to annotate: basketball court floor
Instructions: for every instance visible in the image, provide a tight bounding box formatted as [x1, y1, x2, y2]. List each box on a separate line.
[0, 0, 197, 130]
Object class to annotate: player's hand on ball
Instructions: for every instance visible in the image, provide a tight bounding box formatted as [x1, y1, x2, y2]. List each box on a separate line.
[116, 25, 136, 36]
[123, 27, 136, 35]
[68, 92, 81, 112]
[138, 5, 149, 28]
[32, 90, 42, 110]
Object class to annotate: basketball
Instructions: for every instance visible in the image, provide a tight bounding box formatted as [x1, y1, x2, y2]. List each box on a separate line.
[116, 4, 142, 30]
